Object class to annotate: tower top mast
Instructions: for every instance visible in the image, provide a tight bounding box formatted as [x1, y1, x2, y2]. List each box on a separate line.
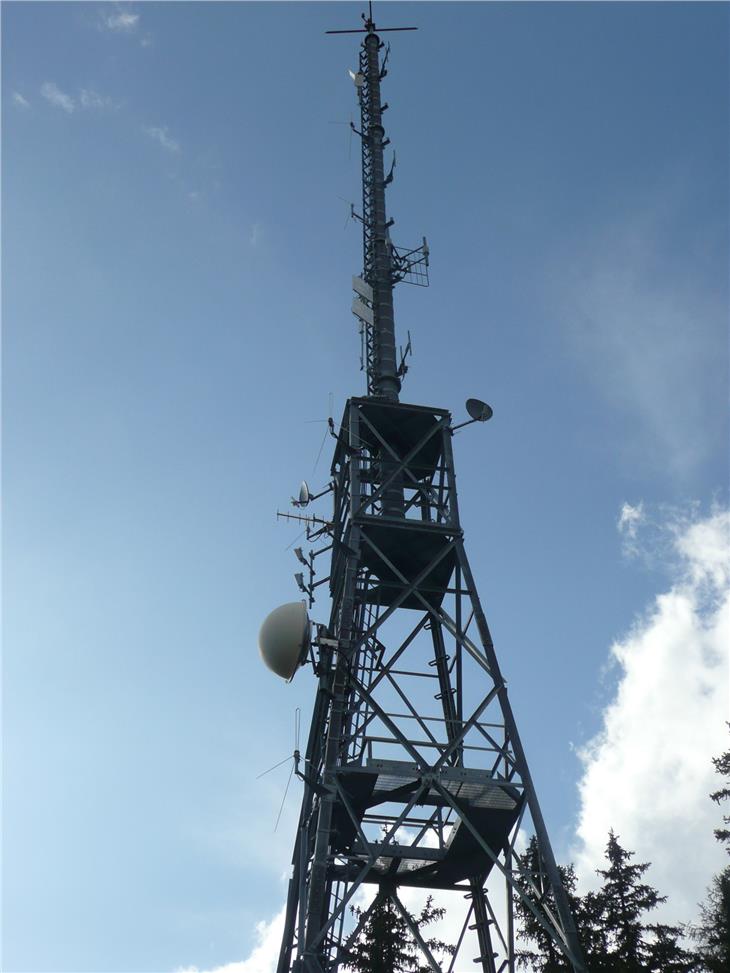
[328, 4, 429, 401]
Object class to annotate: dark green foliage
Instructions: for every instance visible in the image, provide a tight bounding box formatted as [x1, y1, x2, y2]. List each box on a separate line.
[515, 832, 697, 971]
[693, 870, 730, 973]
[594, 830, 696, 970]
[594, 831, 661, 967]
[513, 835, 582, 971]
[691, 727, 730, 972]
[710, 727, 730, 855]
[342, 893, 454, 973]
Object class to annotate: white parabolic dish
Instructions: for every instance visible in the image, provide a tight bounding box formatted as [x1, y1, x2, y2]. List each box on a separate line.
[258, 601, 310, 681]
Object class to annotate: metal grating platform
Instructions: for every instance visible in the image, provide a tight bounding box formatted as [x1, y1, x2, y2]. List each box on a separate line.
[332, 759, 525, 888]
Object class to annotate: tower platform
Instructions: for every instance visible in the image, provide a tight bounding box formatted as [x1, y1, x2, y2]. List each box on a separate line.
[331, 759, 524, 889]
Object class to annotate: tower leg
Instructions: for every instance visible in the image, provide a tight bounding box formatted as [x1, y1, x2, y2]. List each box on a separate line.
[456, 543, 587, 972]
[470, 879, 498, 973]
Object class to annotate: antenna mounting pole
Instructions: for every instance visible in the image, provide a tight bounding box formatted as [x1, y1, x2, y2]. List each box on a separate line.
[358, 22, 400, 400]
[329, 7, 418, 400]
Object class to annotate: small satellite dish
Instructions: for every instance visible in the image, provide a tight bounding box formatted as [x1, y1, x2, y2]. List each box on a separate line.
[465, 398, 493, 423]
[258, 601, 311, 682]
[298, 481, 311, 506]
[348, 69, 364, 88]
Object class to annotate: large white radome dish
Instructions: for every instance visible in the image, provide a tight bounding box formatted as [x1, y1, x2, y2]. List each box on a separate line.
[258, 601, 310, 681]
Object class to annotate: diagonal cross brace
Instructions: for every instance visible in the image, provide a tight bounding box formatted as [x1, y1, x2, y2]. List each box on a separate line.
[431, 779, 581, 967]
[390, 890, 442, 973]
[355, 408, 452, 521]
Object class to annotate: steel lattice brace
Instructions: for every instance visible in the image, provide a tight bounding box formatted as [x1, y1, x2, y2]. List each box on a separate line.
[275, 399, 587, 973]
[273, 10, 588, 972]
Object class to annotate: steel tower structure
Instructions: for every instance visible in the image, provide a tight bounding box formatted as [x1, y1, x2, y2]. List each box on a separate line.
[269, 9, 588, 972]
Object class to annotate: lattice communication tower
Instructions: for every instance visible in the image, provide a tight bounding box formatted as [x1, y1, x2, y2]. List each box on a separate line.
[258, 8, 588, 972]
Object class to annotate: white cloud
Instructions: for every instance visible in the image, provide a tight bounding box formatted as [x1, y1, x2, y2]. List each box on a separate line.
[249, 223, 262, 247]
[144, 125, 181, 154]
[40, 83, 117, 115]
[176, 908, 285, 973]
[79, 88, 115, 111]
[676, 513, 730, 591]
[40, 81, 75, 114]
[12, 92, 30, 109]
[573, 505, 730, 925]
[618, 501, 646, 557]
[618, 501, 644, 540]
[99, 7, 139, 33]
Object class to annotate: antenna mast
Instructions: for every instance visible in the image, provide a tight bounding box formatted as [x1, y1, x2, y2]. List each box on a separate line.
[334, 4, 428, 398]
[358, 12, 399, 399]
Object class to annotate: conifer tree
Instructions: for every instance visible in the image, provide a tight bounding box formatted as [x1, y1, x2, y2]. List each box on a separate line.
[694, 874, 730, 973]
[513, 835, 586, 971]
[692, 727, 730, 972]
[591, 830, 697, 971]
[342, 892, 453, 973]
[596, 830, 662, 968]
[515, 831, 698, 971]
[710, 731, 730, 851]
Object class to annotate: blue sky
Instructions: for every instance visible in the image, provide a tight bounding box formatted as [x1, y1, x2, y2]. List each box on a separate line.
[3, 3, 728, 972]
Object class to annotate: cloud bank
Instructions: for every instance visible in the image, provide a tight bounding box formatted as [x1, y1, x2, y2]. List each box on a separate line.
[176, 909, 285, 973]
[573, 505, 729, 924]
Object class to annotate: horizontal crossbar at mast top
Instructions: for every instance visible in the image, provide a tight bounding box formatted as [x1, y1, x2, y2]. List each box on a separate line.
[325, 27, 418, 34]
